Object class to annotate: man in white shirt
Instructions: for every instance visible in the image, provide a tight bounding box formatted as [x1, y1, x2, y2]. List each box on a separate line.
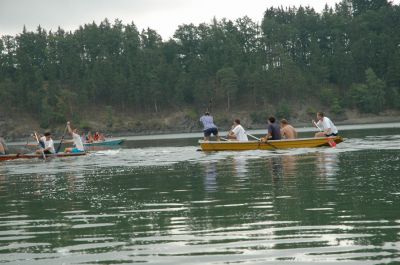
[228, 119, 248, 141]
[64, 121, 85, 153]
[313, 112, 339, 137]
[36, 132, 55, 154]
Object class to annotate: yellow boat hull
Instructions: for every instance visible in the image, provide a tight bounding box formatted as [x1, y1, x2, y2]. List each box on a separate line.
[199, 136, 343, 151]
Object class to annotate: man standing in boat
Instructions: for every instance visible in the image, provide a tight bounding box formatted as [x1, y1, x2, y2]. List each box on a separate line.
[228, 119, 248, 141]
[200, 111, 220, 141]
[313, 112, 338, 137]
[64, 121, 85, 153]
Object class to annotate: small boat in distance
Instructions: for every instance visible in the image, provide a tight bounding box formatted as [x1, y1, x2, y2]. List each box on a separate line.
[83, 138, 125, 147]
[199, 136, 343, 151]
[0, 152, 87, 162]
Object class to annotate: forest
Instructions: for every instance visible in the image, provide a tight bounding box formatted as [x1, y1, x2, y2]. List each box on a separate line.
[1, 0, 400, 130]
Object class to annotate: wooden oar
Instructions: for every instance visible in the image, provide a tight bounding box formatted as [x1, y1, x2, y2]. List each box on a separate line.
[247, 133, 261, 141]
[247, 133, 276, 149]
[313, 121, 336, 148]
[34, 132, 46, 160]
[56, 124, 68, 153]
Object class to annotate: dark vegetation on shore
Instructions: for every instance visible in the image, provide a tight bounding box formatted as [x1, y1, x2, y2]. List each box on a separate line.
[1, 0, 400, 139]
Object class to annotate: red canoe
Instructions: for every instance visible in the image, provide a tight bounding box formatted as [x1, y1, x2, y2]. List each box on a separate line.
[0, 152, 86, 161]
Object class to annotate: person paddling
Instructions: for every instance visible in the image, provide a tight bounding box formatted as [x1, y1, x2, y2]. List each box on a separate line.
[64, 121, 85, 153]
[262, 116, 281, 141]
[93, 131, 106, 142]
[200, 111, 220, 141]
[280, 119, 298, 139]
[36, 132, 55, 154]
[0, 137, 8, 155]
[313, 112, 338, 137]
[228, 119, 248, 141]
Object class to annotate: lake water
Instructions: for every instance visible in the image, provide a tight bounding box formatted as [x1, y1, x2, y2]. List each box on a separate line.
[1, 125, 400, 264]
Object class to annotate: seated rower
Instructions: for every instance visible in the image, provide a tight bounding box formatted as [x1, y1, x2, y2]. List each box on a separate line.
[261, 116, 281, 142]
[0, 137, 8, 155]
[313, 112, 338, 137]
[93, 131, 106, 142]
[93, 132, 100, 142]
[280, 119, 298, 139]
[36, 132, 55, 154]
[81, 133, 87, 144]
[86, 131, 94, 143]
[64, 121, 85, 153]
[228, 119, 248, 141]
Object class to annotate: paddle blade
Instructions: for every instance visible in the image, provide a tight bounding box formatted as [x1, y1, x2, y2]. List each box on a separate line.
[328, 139, 336, 148]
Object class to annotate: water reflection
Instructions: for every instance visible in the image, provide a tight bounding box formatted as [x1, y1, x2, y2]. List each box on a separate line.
[266, 155, 298, 181]
[1, 130, 400, 264]
[316, 151, 339, 178]
[282, 155, 298, 178]
[269, 156, 284, 181]
[203, 162, 217, 193]
[232, 155, 248, 179]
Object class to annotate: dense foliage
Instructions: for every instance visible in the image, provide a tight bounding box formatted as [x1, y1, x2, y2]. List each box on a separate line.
[1, 0, 399, 126]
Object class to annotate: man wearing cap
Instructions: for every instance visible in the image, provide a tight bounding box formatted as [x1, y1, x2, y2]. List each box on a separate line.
[200, 112, 220, 141]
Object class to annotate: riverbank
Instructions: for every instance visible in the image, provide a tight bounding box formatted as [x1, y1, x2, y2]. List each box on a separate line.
[1, 108, 400, 141]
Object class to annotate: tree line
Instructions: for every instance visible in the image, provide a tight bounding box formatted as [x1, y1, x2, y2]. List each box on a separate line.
[1, 0, 399, 128]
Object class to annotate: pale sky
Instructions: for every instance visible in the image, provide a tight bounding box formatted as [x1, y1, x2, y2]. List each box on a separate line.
[0, 0, 399, 40]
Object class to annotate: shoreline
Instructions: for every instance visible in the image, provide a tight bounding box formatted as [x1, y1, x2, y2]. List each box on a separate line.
[2, 110, 400, 142]
[109, 118, 400, 139]
[7, 121, 400, 145]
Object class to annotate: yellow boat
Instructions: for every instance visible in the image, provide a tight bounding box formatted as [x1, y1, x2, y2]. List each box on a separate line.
[199, 136, 344, 151]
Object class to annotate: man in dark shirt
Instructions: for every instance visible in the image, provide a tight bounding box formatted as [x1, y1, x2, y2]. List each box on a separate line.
[266, 116, 281, 140]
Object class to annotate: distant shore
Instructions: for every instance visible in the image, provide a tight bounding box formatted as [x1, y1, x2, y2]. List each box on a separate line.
[2, 109, 400, 142]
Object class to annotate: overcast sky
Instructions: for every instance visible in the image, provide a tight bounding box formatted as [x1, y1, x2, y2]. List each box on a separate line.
[1, 0, 399, 40]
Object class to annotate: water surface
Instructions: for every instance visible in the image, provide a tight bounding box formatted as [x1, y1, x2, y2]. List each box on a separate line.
[1, 126, 400, 264]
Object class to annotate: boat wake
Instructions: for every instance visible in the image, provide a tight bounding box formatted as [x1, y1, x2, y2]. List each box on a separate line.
[1, 134, 399, 176]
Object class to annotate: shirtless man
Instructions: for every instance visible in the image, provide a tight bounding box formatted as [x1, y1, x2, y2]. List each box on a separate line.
[280, 119, 298, 139]
[0, 137, 8, 155]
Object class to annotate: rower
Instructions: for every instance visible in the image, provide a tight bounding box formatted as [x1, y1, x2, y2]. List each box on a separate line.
[280, 119, 298, 139]
[64, 121, 85, 153]
[261, 116, 282, 143]
[313, 112, 338, 137]
[93, 131, 106, 142]
[265, 116, 281, 140]
[228, 119, 248, 141]
[200, 111, 220, 141]
[36, 132, 55, 154]
[0, 137, 8, 155]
